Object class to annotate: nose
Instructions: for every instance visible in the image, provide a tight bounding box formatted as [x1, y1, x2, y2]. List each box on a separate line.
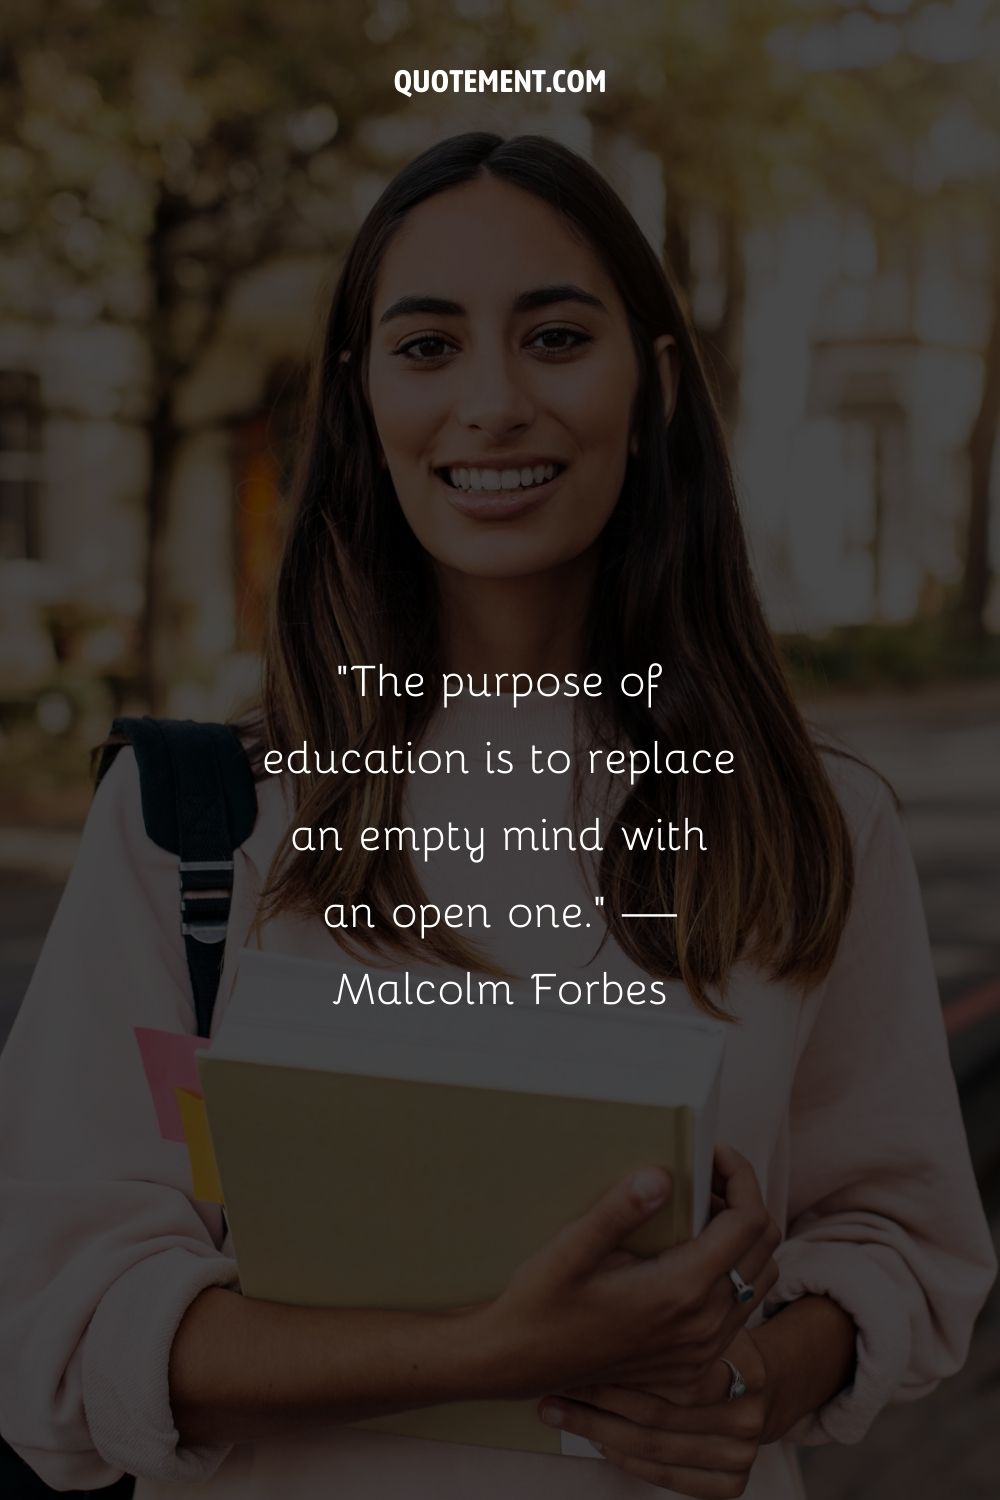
[455, 348, 535, 439]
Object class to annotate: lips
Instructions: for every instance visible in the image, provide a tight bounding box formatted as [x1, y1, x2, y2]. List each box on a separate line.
[437, 461, 565, 520]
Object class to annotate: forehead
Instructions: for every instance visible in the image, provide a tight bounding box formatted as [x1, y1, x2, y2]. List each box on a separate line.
[372, 176, 624, 319]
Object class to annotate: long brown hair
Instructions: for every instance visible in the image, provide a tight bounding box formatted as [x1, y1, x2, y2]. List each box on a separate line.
[260, 132, 853, 1016]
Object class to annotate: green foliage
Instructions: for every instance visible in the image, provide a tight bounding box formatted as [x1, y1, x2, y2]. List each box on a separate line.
[783, 620, 1000, 692]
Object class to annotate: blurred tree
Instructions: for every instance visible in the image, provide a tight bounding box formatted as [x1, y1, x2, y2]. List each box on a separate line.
[959, 212, 1000, 640]
[0, 0, 477, 706]
[947, 21, 1000, 642]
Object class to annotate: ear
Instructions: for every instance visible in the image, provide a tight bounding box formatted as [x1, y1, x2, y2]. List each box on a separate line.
[654, 334, 679, 425]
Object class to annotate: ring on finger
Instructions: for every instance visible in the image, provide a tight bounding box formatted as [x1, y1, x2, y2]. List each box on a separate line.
[721, 1357, 748, 1400]
[728, 1267, 755, 1304]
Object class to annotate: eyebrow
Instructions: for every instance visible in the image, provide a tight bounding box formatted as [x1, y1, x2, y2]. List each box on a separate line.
[377, 283, 608, 325]
[514, 284, 607, 314]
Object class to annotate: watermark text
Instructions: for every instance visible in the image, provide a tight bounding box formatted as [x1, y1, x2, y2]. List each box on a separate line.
[394, 67, 606, 99]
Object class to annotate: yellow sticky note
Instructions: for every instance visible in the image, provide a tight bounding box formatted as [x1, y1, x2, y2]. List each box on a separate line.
[175, 1088, 224, 1204]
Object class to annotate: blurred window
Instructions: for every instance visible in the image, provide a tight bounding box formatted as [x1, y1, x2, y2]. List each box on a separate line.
[0, 370, 42, 560]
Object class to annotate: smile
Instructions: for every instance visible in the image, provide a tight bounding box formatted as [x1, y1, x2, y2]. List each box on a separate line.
[439, 463, 564, 492]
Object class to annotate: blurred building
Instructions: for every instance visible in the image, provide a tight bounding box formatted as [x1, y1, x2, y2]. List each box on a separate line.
[740, 208, 994, 633]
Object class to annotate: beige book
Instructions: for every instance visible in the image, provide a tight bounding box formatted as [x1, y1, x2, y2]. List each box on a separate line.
[199, 949, 725, 1456]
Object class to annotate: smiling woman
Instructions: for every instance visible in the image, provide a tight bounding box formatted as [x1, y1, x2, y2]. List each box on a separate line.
[0, 131, 993, 1500]
[366, 184, 675, 579]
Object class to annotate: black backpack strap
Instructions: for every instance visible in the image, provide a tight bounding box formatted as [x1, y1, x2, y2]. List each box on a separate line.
[98, 718, 257, 1037]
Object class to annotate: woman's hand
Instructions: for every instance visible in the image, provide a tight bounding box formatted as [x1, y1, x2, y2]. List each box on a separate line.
[537, 1328, 769, 1498]
[474, 1147, 780, 1400]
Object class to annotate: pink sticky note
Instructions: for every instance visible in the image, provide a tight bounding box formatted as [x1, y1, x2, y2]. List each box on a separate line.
[134, 1027, 211, 1143]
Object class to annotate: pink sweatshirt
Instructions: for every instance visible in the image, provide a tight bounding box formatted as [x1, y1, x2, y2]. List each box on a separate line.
[0, 700, 994, 1499]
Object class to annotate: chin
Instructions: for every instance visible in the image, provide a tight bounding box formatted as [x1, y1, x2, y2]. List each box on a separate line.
[431, 536, 588, 581]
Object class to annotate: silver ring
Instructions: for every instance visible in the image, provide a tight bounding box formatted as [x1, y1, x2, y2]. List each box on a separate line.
[728, 1267, 755, 1304]
[722, 1357, 748, 1401]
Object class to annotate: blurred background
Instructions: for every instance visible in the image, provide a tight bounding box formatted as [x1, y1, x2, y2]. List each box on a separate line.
[0, 2, 997, 1495]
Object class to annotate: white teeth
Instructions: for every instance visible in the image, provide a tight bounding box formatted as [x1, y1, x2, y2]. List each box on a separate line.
[446, 464, 561, 491]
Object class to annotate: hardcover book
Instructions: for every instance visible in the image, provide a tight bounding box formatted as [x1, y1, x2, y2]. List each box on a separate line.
[199, 948, 726, 1455]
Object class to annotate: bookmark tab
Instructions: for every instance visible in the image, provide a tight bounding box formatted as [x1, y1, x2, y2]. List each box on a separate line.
[134, 1027, 211, 1142]
[175, 1088, 224, 1204]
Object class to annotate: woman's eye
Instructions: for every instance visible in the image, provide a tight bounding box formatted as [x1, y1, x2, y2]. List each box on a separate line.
[395, 335, 455, 361]
[528, 326, 593, 356]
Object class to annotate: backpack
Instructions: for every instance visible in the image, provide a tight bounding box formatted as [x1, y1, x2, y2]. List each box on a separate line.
[97, 717, 258, 1037]
[0, 721, 256, 1498]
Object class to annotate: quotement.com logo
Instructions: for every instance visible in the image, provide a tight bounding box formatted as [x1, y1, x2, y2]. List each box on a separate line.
[394, 67, 606, 98]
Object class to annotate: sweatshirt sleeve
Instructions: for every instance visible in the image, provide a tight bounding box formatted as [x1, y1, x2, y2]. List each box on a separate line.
[762, 772, 997, 1446]
[0, 749, 239, 1489]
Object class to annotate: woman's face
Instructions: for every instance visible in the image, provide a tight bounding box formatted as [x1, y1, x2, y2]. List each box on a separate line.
[366, 176, 650, 582]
